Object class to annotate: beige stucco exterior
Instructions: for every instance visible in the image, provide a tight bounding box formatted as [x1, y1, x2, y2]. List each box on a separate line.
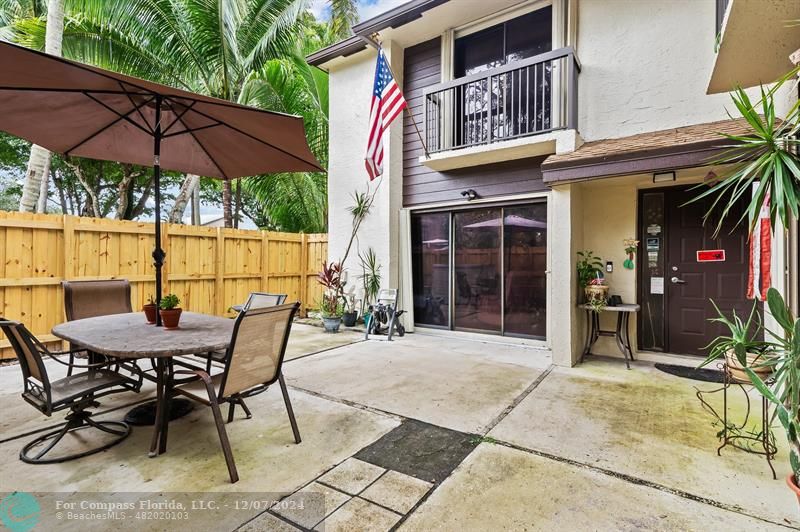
[320, 0, 798, 367]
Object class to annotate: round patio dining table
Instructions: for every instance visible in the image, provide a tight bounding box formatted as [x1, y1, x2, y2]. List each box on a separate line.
[52, 312, 234, 457]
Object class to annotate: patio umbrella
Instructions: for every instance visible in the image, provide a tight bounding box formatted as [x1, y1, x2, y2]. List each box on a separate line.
[464, 214, 547, 229]
[0, 41, 322, 325]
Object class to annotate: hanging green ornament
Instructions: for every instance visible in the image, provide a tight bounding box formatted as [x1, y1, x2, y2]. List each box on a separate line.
[623, 238, 638, 270]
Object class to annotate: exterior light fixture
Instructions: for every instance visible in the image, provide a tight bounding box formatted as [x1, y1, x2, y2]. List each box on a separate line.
[461, 189, 478, 201]
[652, 171, 676, 183]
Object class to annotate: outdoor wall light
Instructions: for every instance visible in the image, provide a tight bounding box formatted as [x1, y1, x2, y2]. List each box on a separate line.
[461, 189, 479, 201]
[652, 171, 676, 183]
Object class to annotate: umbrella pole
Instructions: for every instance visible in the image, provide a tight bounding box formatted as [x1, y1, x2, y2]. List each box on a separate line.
[152, 95, 165, 326]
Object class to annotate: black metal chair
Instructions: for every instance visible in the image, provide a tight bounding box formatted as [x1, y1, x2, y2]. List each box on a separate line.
[173, 302, 301, 483]
[1, 319, 142, 464]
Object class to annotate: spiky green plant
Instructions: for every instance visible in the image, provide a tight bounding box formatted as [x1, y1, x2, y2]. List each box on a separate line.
[686, 68, 800, 236]
[741, 289, 800, 486]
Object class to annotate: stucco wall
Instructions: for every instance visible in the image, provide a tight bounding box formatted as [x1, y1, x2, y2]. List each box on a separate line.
[326, 44, 404, 298]
[576, 0, 746, 141]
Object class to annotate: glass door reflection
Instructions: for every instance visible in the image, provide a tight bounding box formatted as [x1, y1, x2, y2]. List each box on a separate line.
[454, 208, 502, 332]
[503, 204, 547, 337]
[411, 213, 450, 327]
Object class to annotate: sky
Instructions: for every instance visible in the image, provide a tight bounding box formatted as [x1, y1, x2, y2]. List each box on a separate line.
[308, 0, 410, 22]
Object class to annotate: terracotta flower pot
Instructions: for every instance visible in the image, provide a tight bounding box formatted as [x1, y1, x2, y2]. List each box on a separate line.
[143, 303, 157, 324]
[787, 473, 800, 506]
[725, 350, 772, 384]
[159, 308, 182, 330]
[584, 285, 609, 304]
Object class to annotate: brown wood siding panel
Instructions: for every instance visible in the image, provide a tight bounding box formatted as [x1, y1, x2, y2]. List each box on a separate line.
[402, 38, 548, 207]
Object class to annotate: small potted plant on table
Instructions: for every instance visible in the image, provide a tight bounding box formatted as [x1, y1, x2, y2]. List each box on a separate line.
[143, 295, 157, 324]
[577, 250, 607, 305]
[159, 293, 182, 329]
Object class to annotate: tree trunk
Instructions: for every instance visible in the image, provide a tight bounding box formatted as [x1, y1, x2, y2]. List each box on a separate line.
[66, 160, 100, 217]
[19, 147, 52, 212]
[20, 0, 65, 213]
[222, 180, 233, 228]
[191, 185, 201, 225]
[36, 168, 50, 212]
[169, 174, 200, 223]
[233, 180, 241, 229]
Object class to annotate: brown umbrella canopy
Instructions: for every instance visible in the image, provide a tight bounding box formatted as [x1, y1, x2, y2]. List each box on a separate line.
[0, 40, 322, 177]
[0, 40, 323, 324]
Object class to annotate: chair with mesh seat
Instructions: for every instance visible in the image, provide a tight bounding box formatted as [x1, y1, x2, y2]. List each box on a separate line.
[173, 302, 301, 483]
[195, 292, 288, 391]
[62, 279, 133, 374]
[1, 319, 142, 464]
[230, 292, 287, 313]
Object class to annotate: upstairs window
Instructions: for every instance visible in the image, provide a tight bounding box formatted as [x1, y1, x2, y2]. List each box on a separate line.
[454, 7, 553, 78]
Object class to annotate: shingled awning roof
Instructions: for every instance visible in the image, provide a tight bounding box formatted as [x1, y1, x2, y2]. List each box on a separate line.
[541, 118, 752, 184]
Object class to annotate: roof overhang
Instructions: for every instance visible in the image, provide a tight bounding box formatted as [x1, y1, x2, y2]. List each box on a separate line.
[306, 36, 368, 68]
[707, 0, 800, 94]
[307, 0, 449, 67]
[541, 119, 751, 185]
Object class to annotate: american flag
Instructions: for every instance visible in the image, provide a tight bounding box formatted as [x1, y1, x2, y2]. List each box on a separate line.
[365, 48, 407, 180]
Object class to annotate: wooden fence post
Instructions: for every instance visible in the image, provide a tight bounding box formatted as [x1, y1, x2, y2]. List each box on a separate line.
[63, 215, 75, 282]
[300, 233, 308, 316]
[215, 227, 225, 315]
[261, 231, 270, 294]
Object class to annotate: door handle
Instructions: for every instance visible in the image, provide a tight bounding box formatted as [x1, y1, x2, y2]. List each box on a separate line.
[670, 276, 686, 284]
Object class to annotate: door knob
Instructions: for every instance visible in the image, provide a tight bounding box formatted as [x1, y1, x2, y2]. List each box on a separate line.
[670, 276, 686, 284]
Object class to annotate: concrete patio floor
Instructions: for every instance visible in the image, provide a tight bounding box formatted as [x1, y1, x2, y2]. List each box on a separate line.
[0, 325, 796, 530]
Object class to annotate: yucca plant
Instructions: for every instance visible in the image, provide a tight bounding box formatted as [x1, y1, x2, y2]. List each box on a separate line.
[359, 247, 381, 308]
[686, 68, 800, 236]
[741, 289, 800, 492]
[699, 300, 768, 368]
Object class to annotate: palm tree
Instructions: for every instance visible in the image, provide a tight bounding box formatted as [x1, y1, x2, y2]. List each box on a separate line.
[43, 0, 312, 226]
[5, 0, 65, 213]
[242, 56, 328, 232]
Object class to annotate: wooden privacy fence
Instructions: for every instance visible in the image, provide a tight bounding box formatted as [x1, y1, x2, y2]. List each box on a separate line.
[0, 211, 327, 360]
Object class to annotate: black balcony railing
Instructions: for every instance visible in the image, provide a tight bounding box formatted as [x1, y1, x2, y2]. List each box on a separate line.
[423, 47, 580, 155]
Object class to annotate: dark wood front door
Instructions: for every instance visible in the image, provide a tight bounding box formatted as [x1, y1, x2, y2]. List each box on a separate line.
[664, 186, 753, 355]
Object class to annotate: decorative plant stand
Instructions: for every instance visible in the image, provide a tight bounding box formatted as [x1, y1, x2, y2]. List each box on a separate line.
[696, 362, 777, 479]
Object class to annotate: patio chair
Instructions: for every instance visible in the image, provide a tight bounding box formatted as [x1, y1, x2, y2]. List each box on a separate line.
[0, 319, 142, 464]
[63, 279, 133, 375]
[173, 302, 302, 484]
[195, 292, 288, 380]
[231, 292, 288, 313]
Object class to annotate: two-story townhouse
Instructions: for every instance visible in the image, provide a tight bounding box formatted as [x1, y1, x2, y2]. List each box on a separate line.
[309, 0, 799, 367]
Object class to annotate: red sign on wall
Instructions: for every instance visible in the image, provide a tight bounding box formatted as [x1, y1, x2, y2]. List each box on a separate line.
[697, 249, 726, 262]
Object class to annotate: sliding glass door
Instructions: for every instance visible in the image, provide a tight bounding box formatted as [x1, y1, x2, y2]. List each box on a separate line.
[411, 213, 450, 327]
[454, 209, 502, 332]
[411, 202, 547, 339]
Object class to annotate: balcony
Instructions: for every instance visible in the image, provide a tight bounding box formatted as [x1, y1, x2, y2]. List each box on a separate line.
[421, 47, 581, 171]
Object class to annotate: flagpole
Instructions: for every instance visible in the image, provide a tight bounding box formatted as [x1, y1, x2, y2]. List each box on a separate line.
[364, 33, 430, 159]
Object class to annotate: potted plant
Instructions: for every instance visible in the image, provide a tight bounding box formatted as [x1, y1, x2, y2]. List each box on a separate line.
[320, 291, 344, 332]
[317, 261, 345, 332]
[699, 300, 771, 383]
[736, 289, 800, 505]
[359, 247, 382, 313]
[577, 250, 606, 303]
[342, 292, 358, 327]
[142, 295, 157, 324]
[159, 293, 182, 329]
